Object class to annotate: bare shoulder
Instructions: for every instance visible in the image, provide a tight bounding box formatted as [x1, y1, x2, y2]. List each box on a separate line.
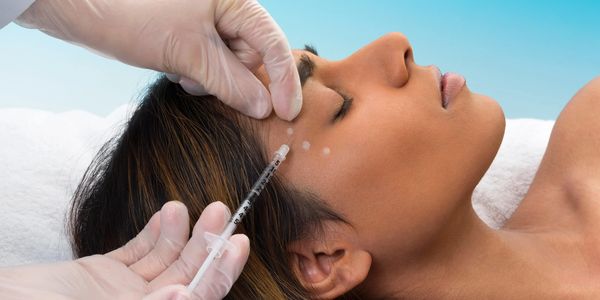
[528, 76, 600, 200]
[505, 77, 600, 229]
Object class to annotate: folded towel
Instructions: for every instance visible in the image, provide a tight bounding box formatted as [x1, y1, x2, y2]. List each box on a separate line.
[473, 119, 555, 228]
[0, 104, 134, 267]
[0, 105, 554, 266]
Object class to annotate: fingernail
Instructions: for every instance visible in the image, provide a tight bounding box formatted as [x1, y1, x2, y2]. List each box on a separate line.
[269, 82, 301, 121]
[223, 204, 232, 222]
[165, 73, 180, 83]
[172, 292, 189, 300]
[171, 200, 184, 206]
[289, 90, 303, 120]
[165, 200, 186, 212]
[180, 77, 208, 96]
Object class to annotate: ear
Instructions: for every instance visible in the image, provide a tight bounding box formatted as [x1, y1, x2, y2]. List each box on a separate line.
[288, 225, 372, 299]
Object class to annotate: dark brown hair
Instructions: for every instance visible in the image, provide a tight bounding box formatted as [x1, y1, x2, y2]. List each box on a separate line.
[68, 76, 357, 299]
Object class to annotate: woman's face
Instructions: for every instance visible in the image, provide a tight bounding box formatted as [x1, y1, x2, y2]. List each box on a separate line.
[257, 33, 505, 262]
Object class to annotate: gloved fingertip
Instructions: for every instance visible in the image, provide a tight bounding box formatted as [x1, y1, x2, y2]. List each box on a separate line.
[179, 77, 209, 96]
[193, 201, 232, 236]
[242, 86, 272, 119]
[167, 200, 187, 209]
[165, 73, 181, 83]
[270, 82, 303, 121]
[223, 204, 232, 223]
[288, 90, 303, 120]
[208, 201, 232, 225]
[230, 234, 250, 258]
[161, 201, 188, 218]
[206, 201, 230, 218]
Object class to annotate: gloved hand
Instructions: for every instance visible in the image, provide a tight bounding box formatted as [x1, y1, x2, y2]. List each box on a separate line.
[0, 201, 250, 300]
[16, 0, 302, 121]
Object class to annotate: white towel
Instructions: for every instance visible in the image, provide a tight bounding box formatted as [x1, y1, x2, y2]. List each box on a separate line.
[472, 119, 555, 228]
[0, 104, 134, 267]
[0, 105, 555, 267]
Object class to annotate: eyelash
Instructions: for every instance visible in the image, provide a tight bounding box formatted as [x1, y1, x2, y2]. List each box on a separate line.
[333, 92, 353, 121]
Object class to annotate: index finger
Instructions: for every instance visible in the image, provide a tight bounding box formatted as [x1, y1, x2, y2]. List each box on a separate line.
[217, 0, 302, 121]
[148, 201, 232, 289]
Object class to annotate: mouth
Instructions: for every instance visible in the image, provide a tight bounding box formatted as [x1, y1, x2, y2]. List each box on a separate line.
[433, 66, 466, 109]
[433, 66, 445, 108]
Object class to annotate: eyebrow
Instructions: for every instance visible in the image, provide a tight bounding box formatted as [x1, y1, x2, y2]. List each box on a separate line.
[298, 44, 318, 86]
[304, 44, 318, 56]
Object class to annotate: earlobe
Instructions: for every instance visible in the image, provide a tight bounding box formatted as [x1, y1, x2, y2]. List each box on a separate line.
[289, 234, 372, 299]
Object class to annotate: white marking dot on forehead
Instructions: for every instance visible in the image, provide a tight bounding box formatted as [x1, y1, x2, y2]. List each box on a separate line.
[302, 140, 311, 151]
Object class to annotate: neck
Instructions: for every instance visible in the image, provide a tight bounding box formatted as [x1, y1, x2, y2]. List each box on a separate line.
[363, 196, 600, 299]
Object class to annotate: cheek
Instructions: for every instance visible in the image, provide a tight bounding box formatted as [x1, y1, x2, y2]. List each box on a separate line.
[341, 95, 440, 171]
[304, 98, 437, 208]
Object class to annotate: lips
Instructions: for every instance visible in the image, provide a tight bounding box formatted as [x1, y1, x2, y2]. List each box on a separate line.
[431, 66, 466, 109]
[434, 66, 443, 105]
[440, 72, 465, 109]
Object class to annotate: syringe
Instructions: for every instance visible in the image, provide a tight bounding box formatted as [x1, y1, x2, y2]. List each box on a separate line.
[186, 144, 290, 293]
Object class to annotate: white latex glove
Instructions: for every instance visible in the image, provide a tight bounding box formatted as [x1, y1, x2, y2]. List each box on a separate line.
[16, 0, 302, 121]
[0, 201, 250, 300]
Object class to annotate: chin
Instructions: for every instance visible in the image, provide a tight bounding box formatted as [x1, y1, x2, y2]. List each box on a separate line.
[479, 94, 506, 170]
[486, 95, 506, 149]
[462, 93, 505, 188]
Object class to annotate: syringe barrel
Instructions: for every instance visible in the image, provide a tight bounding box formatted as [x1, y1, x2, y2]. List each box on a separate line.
[230, 144, 289, 225]
[187, 144, 290, 293]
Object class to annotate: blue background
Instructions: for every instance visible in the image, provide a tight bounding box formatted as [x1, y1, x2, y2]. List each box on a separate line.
[1, 1, 599, 119]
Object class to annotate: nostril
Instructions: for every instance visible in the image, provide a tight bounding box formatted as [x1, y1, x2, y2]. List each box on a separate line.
[404, 47, 413, 63]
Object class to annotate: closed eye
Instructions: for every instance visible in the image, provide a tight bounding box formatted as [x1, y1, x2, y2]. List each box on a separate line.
[333, 92, 353, 122]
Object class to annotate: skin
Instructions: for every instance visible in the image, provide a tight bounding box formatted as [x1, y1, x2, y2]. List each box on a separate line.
[253, 33, 600, 298]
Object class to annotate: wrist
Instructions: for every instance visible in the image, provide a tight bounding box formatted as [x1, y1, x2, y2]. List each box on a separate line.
[0, 260, 83, 299]
[16, 0, 66, 31]
[15, 0, 109, 46]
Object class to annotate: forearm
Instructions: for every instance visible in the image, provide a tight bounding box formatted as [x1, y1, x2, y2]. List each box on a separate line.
[16, 0, 89, 41]
[15, 0, 117, 51]
[0, 0, 36, 28]
[14, 0, 159, 68]
[0, 261, 83, 300]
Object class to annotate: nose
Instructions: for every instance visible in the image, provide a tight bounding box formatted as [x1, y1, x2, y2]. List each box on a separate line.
[339, 32, 413, 88]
